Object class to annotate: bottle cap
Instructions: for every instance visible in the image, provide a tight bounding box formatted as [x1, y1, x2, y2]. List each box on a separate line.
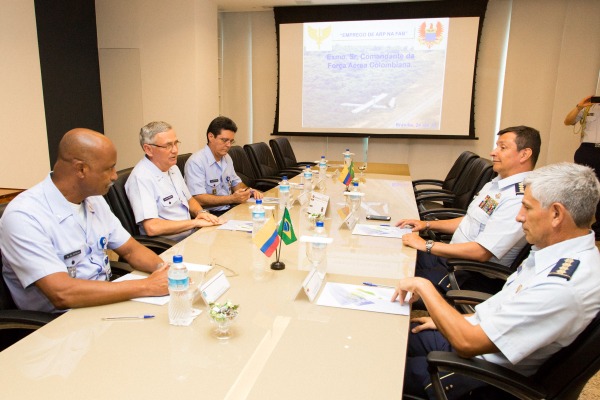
[256, 199, 263, 205]
[282, 176, 287, 180]
[353, 181, 359, 186]
[173, 254, 183, 263]
[316, 221, 324, 228]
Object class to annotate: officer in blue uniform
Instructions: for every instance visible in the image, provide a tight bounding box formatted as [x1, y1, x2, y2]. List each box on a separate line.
[395, 162, 600, 399]
[126, 121, 221, 242]
[0, 129, 169, 313]
[398, 126, 541, 294]
[185, 116, 263, 216]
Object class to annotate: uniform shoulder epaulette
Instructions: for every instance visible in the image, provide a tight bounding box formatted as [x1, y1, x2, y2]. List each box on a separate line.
[514, 182, 525, 195]
[548, 258, 580, 281]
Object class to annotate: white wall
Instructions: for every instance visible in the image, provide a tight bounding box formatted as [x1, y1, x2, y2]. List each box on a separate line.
[220, 0, 600, 180]
[0, 1, 49, 188]
[96, 0, 220, 170]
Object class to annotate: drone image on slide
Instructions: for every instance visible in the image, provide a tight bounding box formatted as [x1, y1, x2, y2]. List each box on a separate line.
[341, 93, 397, 114]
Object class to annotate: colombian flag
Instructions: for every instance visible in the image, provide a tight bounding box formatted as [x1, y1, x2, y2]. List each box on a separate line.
[252, 217, 280, 257]
[338, 161, 355, 186]
[277, 207, 297, 245]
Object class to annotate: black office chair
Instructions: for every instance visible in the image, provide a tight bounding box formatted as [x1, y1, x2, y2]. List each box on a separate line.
[418, 157, 496, 216]
[413, 151, 479, 197]
[0, 203, 57, 351]
[228, 146, 280, 192]
[417, 311, 600, 400]
[444, 243, 533, 313]
[104, 168, 176, 257]
[269, 137, 316, 171]
[244, 142, 303, 180]
[176, 152, 192, 178]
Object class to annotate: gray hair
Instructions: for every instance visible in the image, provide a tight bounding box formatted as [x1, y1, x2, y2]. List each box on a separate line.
[139, 121, 172, 147]
[524, 162, 600, 228]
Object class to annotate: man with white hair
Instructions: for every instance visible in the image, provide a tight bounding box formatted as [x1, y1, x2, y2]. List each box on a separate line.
[126, 121, 222, 242]
[395, 162, 600, 399]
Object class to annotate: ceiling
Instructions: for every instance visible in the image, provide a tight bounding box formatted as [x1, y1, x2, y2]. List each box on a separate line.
[214, 0, 421, 12]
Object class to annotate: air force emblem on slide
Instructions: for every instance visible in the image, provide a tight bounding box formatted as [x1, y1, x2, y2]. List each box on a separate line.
[548, 258, 580, 281]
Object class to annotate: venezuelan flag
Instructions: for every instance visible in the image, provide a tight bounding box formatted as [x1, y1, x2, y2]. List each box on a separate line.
[252, 217, 281, 257]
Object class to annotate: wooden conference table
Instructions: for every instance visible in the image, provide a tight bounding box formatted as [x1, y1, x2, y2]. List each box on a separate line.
[0, 169, 419, 399]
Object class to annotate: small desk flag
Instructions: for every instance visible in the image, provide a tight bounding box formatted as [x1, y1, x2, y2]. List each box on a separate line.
[278, 207, 297, 245]
[338, 161, 354, 186]
[252, 217, 280, 257]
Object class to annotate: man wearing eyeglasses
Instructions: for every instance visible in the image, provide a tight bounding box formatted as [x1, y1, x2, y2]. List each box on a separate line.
[125, 121, 222, 242]
[184, 116, 263, 216]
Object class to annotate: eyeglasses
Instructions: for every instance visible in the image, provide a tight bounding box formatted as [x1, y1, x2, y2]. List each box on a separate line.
[217, 137, 235, 145]
[148, 140, 181, 151]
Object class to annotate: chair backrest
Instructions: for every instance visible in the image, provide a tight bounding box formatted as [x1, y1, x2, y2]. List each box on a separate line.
[533, 311, 600, 399]
[228, 146, 255, 187]
[244, 142, 281, 178]
[104, 168, 139, 236]
[451, 158, 495, 210]
[442, 151, 479, 191]
[269, 137, 298, 170]
[176, 153, 192, 178]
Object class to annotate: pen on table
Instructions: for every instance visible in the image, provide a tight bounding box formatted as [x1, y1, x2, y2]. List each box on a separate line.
[102, 315, 155, 321]
[362, 282, 395, 289]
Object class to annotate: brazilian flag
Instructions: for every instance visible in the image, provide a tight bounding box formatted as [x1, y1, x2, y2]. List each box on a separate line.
[277, 207, 297, 245]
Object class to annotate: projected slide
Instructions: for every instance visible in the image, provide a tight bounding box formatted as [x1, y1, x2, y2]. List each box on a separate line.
[302, 19, 448, 131]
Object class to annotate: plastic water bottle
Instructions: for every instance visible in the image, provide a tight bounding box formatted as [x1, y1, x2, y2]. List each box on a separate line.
[168, 255, 191, 326]
[343, 149, 352, 167]
[279, 176, 290, 211]
[349, 180, 361, 213]
[319, 156, 327, 175]
[252, 199, 266, 237]
[309, 221, 327, 276]
[303, 166, 313, 193]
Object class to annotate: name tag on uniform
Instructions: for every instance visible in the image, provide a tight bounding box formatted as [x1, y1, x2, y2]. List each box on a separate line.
[64, 249, 82, 260]
[209, 179, 219, 183]
[478, 195, 498, 216]
[163, 195, 173, 202]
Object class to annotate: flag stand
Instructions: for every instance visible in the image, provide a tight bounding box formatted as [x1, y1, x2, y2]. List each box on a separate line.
[270, 239, 285, 270]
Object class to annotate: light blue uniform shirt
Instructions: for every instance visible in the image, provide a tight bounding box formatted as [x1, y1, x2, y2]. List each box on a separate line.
[125, 156, 193, 242]
[451, 172, 529, 266]
[0, 174, 130, 313]
[184, 146, 242, 212]
[467, 232, 600, 376]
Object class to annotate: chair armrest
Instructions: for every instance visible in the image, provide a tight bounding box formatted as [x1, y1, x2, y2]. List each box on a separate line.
[133, 235, 177, 255]
[280, 168, 304, 175]
[253, 178, 279, 192]
[297, 161, 317, 167]
[420, 209, 466, 220]
[412, 179, 444, 189]
[414, 188, 454, 198]
[416, 193, 456, 204]
[446, 259, 513, 280]
[426, 351, 546, 400]
[0, 309, 57, 330]
[445, 289, 492, 304]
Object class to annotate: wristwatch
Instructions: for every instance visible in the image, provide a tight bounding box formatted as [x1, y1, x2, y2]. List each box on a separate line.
[425, 240, 434, 254]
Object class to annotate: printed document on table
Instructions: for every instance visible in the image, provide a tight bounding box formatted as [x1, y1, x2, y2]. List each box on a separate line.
[217, 220, 253, 232]
[113, 274, 169, 305]
[351, 224, 411, 239]
[316, 282, 409, 315]
[112, 262, 212, 306]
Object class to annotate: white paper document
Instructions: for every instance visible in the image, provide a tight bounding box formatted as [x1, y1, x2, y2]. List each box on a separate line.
[351, 224, 411, 239]
[113, 274, 169, 305]
[217, 219, 253, 232]
[316, 282, 409, 315]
